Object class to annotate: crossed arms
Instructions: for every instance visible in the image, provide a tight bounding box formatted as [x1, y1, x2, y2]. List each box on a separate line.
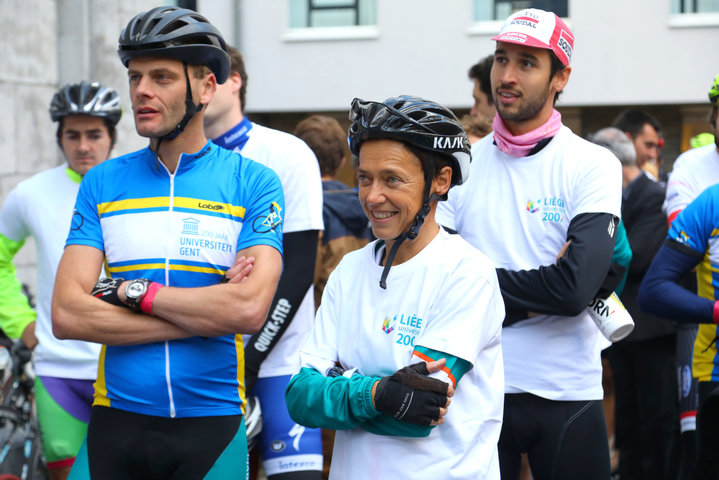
[51, 243, 282, 345]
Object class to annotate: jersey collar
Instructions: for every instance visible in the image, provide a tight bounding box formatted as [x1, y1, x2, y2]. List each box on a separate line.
[212, 117, 253, 152]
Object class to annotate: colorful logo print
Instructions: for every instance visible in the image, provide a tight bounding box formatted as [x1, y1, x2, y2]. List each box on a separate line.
[382, 317, 394, 334]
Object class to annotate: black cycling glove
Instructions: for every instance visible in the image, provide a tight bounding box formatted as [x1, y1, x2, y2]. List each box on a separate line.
[373, 363, 449, 426]
[91, 277, 125, 307]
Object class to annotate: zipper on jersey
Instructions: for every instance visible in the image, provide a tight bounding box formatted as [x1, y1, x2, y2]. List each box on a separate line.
[160, 154, 178, 418]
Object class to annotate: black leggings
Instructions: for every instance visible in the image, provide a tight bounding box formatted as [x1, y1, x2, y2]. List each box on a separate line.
[499, 393, 610, 480]
[86, 406, 243, 480]
[691, 381, 719, 480]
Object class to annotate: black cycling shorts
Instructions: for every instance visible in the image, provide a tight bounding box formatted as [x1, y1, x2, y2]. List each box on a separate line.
[69, 406, 246, 480]
[498, 393, 610, 480]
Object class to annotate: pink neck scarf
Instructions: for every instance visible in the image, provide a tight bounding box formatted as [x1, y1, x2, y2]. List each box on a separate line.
[492, 109, 562, 157]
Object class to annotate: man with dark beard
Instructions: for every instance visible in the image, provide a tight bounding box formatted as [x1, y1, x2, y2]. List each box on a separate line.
[437, 8, 622, 480]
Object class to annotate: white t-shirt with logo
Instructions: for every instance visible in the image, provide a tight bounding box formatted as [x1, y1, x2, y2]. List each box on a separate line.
[300, 229, 505, 480]
[663, 144, 719, 218]
[437, 126, 621, 400]
[239, 123, 324, 377]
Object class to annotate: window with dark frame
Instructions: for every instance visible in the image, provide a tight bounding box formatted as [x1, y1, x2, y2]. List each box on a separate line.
[474, 0, 568, 22]
[308, 0, 360, 27]
[673, 0, 719, 13]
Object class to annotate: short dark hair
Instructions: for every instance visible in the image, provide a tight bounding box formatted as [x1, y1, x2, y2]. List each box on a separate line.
[549, 52, 567, 105]
[405, 144, 452, 200]
[468, 55, 494, 105]
[294, 115, 347, 177]
[226, 46, 248, 112]
[612, 109, 663, 138]
[55, 117, 117, 148]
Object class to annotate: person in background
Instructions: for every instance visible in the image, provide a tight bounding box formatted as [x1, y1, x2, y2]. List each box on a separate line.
[638, 179, 719, 479]
[469, 54, 497, 121]
[459, 113, 492, 145]
[591, 127, 679, 479]
[0, 81, 120, 480]
[659, 72, 719, 480]
[204, 45, 324, 480]
[612, 109, 664, 182]
[293, 114, 371, 310]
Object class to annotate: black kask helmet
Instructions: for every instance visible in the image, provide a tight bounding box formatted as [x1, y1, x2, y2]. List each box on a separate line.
[118, 6, 230, 84]
[349, 95, 471, 188]
[49, 81, 122, 126]
[348, 95, 472, 289]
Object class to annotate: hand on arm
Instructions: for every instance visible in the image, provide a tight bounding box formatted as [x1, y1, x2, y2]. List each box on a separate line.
[222, 255, 255, 284]
[371, 359, 454, 426]
[500, 212, 617, 323]
[146, 244, 282, 337]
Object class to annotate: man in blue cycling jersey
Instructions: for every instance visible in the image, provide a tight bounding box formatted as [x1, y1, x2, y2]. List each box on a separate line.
[51, 6, 284, 479]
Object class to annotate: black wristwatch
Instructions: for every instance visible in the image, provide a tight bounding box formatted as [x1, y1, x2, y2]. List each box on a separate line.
[124, 279, 150, 313]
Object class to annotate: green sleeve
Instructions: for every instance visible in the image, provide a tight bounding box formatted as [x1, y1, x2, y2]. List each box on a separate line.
[0, 234, 36, 338]
[360, 346, 472, 437]
[285, 366, 382, 430]
[286, 347, 471, 437]
[612, 220, 633, 296]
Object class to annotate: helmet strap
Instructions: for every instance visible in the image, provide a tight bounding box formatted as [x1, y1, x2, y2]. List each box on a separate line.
[378, 162, 439, 289]
[161, 62, 204, 143]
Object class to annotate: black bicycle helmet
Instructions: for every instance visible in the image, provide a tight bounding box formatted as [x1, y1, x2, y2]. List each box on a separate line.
[118, 6, 230, 84]
[348, 96, 471, 289]
[349, 95, 471, 187]
[49, 81, 122, 126]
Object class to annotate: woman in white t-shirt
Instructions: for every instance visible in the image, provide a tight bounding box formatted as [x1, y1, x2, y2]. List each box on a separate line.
[285, 95, 505, 480]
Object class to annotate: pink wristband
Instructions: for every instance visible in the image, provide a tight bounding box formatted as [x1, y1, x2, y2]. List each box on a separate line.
[713, 301, 719, 325]
[140, 282, 163, 316]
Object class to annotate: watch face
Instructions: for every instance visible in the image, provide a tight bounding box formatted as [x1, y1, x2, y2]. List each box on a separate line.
[127, 281, 146, 299]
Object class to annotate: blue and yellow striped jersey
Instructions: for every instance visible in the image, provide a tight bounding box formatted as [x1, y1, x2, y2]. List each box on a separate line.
[67, 141, 284, 417]
[669, 183, 719, 382]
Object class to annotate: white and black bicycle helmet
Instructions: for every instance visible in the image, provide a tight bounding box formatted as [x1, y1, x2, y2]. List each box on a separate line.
[118, 6, 230, 142]
[49, 81, 122, 126]
[348, 95, 471, 289]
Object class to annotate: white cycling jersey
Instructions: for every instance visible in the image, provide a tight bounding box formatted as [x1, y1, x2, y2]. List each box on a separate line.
[663, 143, 719, 219]
[0, 165, 100, 379]
[232, 122, 324, 378]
